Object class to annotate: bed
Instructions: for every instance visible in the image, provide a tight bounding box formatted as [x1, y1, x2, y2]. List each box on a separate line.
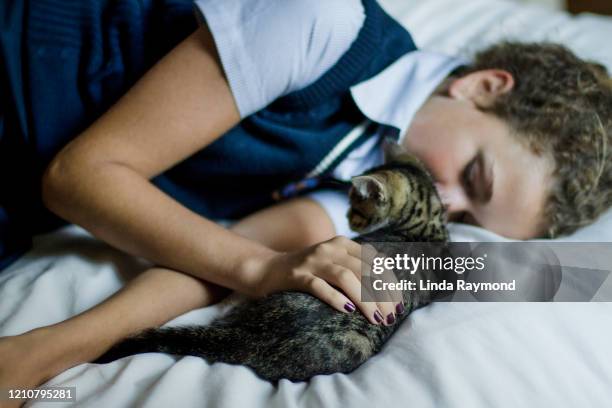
[2, 0, 612, 406]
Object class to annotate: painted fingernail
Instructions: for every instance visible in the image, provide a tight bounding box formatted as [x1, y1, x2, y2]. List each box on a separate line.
[386, 313, 396, 325]
[344, 302, 356, 313]
[374, 310, 384, 323]
[396, 302, 405, 315]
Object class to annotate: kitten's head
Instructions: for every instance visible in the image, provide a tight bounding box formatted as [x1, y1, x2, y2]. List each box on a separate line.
[347, 141, 446, 236]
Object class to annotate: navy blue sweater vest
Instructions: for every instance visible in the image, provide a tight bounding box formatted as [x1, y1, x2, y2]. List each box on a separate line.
[0, 0, 417, 270]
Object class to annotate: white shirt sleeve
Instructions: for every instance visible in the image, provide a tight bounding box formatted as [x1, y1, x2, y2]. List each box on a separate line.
[308, 190, 357, 238]
[194, 0, 365, 118]
[308, 132, 383, 238]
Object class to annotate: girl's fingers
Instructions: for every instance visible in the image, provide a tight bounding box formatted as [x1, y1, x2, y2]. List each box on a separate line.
[361, 243, 378, 260]
[334, 253, 363, 281]
[333, 250, 402, 322]
[327, 235, 362, 259]
[304, 276, 357, 315]
[321, 240, 390, 325]
[319, 265, 383, 325]
[380, 254, 403, 303]
[361, 244, 404, 324]
[378, 257, 404, 319]
[303, 238, 403, 325]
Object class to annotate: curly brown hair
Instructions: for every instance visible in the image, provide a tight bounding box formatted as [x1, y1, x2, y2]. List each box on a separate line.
[459, 42, 612, 238]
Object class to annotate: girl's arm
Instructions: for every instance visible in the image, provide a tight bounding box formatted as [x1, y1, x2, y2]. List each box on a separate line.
[231, 197, 338, 251]
[42, 26, 261, 294]
[0, 267, 226, 399]
[0, 196, 349, 395]
[41, 26, 398, 325]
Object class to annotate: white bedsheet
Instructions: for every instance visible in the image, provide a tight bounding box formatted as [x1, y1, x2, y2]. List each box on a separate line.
[3, 0, 612, 406]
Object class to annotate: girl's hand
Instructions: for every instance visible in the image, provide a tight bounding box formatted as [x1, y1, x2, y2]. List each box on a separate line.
[245, 236, 402, 325]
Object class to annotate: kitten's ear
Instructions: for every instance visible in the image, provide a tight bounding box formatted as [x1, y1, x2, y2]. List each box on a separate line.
[382, 138, 406, 163]
[351, 175, 387, 202]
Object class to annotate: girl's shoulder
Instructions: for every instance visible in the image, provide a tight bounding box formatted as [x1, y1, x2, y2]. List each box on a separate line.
[194, 0, 365, 117]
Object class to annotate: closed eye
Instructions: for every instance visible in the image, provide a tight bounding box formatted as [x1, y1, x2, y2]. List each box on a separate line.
[462, 155, 478, 199]
[462, 151, 493, 203]
[456, 211, 479, 227]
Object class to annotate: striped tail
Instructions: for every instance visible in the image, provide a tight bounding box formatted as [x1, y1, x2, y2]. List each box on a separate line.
[94, 325, 236, 364]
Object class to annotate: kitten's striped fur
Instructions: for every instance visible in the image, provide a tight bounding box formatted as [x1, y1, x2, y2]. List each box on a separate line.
[96, 142, 449, 382]
[348, 141, 448, 242]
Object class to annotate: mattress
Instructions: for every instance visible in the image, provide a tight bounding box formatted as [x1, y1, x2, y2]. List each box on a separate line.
[2, 0, 612, 406]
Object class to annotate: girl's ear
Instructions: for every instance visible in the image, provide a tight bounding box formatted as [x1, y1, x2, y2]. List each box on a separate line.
[351, 175, 387, 202]
[448, 69, 514, 108]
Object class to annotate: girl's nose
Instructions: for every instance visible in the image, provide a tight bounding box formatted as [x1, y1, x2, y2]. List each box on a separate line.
[434, 183, 469, 214]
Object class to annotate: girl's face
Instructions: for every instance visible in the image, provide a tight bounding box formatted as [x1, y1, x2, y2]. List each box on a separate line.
[402, 70, 554, 239]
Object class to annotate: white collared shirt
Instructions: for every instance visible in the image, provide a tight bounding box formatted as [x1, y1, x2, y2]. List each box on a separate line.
[195, 0, 464, 236]
[311, 51, 464, 237]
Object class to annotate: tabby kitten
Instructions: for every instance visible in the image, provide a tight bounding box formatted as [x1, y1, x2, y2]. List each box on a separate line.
[96, 142, 450, 382]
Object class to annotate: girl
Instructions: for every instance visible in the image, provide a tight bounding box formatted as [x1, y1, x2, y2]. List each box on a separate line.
[1, 0, 610, 394]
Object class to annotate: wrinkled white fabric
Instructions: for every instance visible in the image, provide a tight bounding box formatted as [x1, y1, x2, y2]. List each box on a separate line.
[2, 224, 612, 408]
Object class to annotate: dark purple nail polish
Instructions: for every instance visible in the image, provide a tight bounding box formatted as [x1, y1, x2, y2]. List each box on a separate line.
[374, 310, 383, 323]
[386, 313, 396, 325]
[344, 302, 356, 313]
[396, 302, 405, 315]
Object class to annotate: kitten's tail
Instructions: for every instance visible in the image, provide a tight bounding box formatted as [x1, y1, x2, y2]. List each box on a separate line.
[94, 325, 236, 364]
